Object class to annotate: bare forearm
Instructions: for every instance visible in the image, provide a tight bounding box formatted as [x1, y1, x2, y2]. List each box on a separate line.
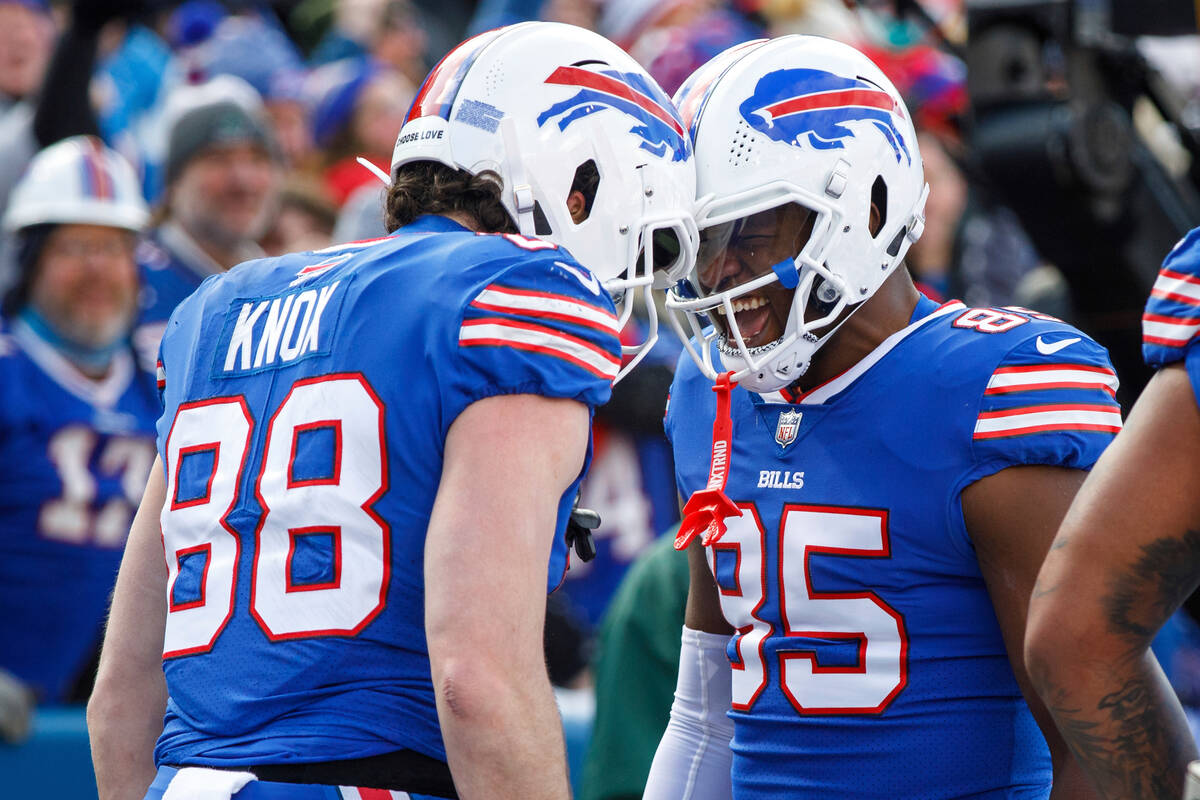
[435, 662, 569, 800]
[1048, 758, 1102, 800]
[88, 460, 169, 800]
[1033, 651, 1196, 800]
[88, 674, 165, 800]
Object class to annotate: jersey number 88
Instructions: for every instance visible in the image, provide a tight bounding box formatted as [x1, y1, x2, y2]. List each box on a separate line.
[161, 373, 388, 658]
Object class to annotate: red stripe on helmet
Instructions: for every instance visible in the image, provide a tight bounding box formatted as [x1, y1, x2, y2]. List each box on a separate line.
[544, 65, 684, 137]
[764, 88, 897, 120]
[406, 29, 504, 123]
[82, 138, 112, 200]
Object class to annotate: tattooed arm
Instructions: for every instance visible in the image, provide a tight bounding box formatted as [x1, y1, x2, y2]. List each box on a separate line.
[1025, 363, 1200, 800]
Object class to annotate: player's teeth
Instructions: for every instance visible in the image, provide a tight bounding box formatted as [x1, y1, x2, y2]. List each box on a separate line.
[732, 297, 767, 313]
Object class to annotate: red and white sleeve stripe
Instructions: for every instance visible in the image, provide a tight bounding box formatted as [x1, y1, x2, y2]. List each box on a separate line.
[459, 317, 620, 380]
[974, 402, 1122, 440]
[984, 363, 1118, 396]
[1142, 311, 1200, 348]
[1150, 267, 1200, 307]
[156, 359, 166, 391]
[338, 786, 411, 799]
[470, 286, 619, 336]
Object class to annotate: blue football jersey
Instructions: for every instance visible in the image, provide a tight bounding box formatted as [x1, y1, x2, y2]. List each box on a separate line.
[666, 296, 1121, 799]
[0, 319, 158, 702]
[1143, 226, 1200, 406]
[152, 215, 620, 770]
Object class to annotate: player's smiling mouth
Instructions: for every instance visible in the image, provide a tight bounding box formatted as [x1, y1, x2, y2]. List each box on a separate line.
[715, 293, 775, 346]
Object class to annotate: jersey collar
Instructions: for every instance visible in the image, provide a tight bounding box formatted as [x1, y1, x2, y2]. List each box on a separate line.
[757, 297, 966, 406]
[403, 214, 474, 234]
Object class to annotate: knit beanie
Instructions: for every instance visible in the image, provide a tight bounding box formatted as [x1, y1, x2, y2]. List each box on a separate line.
[164, 99, 277, 185]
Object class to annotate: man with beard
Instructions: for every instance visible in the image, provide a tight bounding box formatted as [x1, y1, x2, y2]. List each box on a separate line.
[134, 77, 282, 364]
[0, 136, 158, 714]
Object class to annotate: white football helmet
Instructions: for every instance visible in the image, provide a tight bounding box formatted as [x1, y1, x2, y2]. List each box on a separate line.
[666, 35, 928, 393]
[390, 21, 699, 378]
[3, 135, 149, 234]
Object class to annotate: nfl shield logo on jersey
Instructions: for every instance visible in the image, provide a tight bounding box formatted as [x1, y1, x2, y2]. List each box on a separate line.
[775, 409, 802, 447]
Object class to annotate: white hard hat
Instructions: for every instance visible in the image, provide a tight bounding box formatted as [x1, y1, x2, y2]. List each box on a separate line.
[3, 135, 149, 234]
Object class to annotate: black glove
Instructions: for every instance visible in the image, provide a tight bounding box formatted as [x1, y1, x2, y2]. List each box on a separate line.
[565, 494, 600, 563]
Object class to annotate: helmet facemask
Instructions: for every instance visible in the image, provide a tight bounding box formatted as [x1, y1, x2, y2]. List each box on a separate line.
[499, 128, 699, 379]
[667, 186, 865, 393]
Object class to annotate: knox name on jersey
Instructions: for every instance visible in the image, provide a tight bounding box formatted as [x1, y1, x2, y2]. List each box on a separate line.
[152, 215, 620, 770]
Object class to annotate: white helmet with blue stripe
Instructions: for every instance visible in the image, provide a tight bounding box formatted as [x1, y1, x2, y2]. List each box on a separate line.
[3, 136, 148, 234]
[666, 36, 928, 393]
[389, 21, 699, 376]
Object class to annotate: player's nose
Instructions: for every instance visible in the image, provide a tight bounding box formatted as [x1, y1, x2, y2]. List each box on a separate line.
[702, 248, 753, 294]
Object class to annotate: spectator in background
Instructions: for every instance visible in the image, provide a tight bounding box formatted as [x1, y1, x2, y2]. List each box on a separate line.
[0, 0, 54, 221]
[862, 41, 1049, 310]
[322, 63, 416, 242]
[312, 59, 414, 207]
[903, 129, 965, 299]
[598, 0, 717, 65]
[134, 76, 283, 361]
[260, 177, 337, 256]
[371, 0, 432, 85]
[0, 0, 53, 115]
[640, 6, 765, 95]
[308, 0, 432, 85]
[91, 3, 180, 202]
[185, 12, 318, 172]
[0, 136, 158, 708]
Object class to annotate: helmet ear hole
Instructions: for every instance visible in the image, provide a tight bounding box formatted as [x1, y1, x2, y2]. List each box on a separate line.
[569, 159, 600, 221]
[870, 175, 887, 238]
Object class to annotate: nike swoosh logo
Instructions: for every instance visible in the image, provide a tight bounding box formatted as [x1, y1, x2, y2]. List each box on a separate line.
[555, 261, 602, 296]
[1036, 335, 1081, 355]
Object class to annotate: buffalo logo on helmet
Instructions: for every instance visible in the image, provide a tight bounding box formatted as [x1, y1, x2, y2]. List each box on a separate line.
[537, 65, 690, 162]
[739, 68, 911, 165]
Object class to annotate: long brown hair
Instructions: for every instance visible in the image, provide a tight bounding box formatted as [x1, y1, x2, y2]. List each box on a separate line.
[385, 162, 517, 234]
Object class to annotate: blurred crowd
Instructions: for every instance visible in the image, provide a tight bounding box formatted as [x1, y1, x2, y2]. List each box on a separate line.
[0, 0, 1197, 797]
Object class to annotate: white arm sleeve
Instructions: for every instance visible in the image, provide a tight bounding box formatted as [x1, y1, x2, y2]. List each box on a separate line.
[642, 626, 735, 800]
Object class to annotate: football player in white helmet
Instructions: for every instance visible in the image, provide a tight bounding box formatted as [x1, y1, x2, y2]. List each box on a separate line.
[388, 22, 698, 378]
[647, 36, 1116, 799]
[87, 22, 697, 800]
[665, 37, 927, 392]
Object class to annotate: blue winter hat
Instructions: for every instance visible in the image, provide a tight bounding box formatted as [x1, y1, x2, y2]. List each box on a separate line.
[194, 16, 307, 101]
[310, 57, 376, 148]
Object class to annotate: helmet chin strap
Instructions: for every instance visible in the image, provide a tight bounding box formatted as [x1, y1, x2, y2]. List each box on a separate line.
[500, 117, 537, 235]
